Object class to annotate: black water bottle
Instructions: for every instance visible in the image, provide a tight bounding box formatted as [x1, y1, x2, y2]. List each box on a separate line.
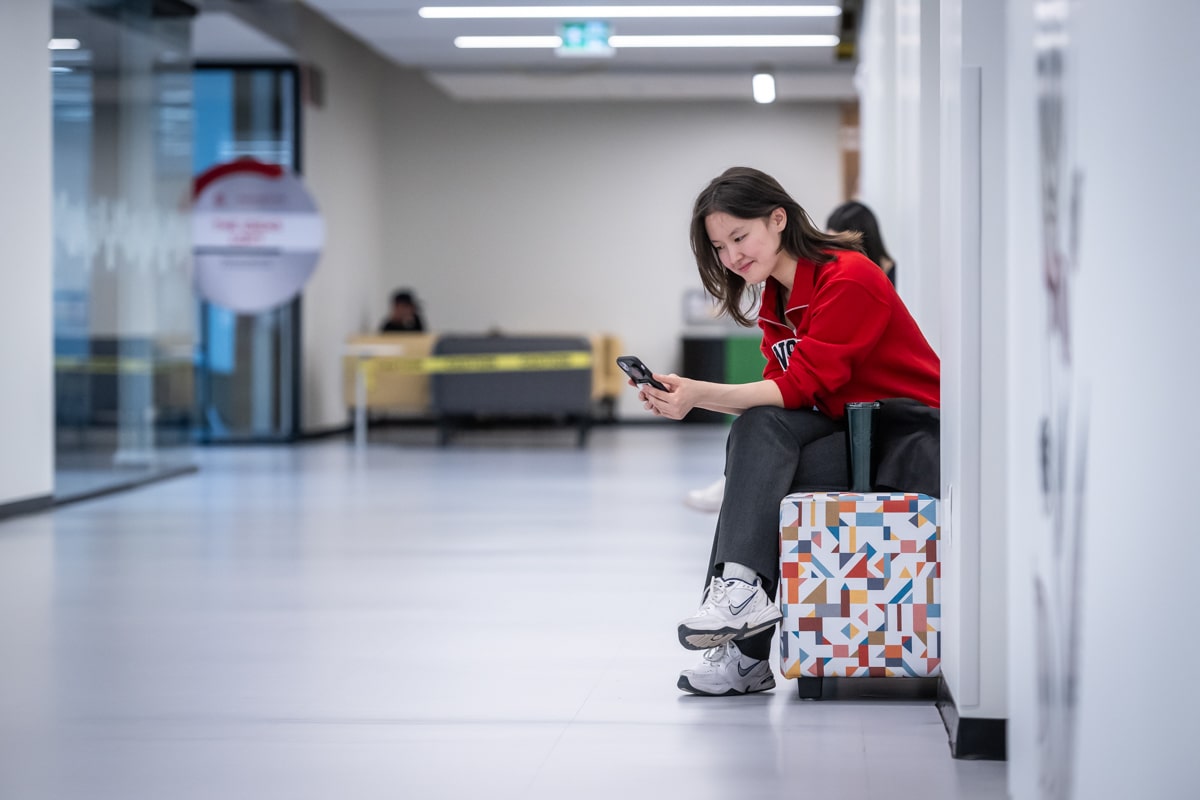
[844, 401, 881, 492]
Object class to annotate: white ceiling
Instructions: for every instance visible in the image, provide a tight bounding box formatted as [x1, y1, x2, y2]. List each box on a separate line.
[195, 1, 858, 102]
[194, 11, 296, 62]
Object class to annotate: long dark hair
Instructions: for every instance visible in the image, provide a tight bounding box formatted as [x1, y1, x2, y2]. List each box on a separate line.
[825, 200, 894, 278]
[690, 167, 861, 327]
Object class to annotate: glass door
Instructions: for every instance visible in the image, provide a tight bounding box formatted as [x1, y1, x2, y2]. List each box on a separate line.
[192, 64, 301, 442]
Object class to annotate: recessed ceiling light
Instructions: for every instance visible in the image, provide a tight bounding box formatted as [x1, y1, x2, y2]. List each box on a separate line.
[752, 72, 776, 103]
[455, 34, 838, 49]
[423, 5, 841, 19]
[48, 38, 81, 50]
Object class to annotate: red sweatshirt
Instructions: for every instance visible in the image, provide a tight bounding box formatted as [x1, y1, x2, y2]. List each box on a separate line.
[758, 250, 940, 418]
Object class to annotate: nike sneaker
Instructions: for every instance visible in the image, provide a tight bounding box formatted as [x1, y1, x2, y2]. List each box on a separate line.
[677, 576, 783, 650]
[677, 641, 776, 696]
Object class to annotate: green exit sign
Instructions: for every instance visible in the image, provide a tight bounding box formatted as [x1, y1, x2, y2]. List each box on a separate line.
[556, 20, 613, 57]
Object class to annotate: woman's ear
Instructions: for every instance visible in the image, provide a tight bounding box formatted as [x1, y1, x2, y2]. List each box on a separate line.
[770, 207, 787, 231]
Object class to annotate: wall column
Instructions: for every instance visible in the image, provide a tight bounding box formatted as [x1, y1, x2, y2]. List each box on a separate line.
[0, 0, 54, 512]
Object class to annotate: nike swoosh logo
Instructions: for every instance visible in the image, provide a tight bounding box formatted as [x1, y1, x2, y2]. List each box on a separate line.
[729, 595, 754, 615]
[737, 662, 758, 677]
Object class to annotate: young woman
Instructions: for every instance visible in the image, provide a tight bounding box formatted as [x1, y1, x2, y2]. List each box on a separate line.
[682, 200, 899, 514]
[635, 167, 940, 696]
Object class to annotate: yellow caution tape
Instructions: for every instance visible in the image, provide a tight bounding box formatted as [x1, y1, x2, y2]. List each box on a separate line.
[359, 350, 593, 376]
[54, 356, 183, 374]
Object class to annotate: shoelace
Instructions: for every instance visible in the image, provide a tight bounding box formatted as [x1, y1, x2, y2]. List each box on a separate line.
[703, 576, 729, 607]
[702, 642, 732, 663]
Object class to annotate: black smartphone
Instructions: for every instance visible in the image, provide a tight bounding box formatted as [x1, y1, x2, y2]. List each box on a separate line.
[616, 355, 669, 392]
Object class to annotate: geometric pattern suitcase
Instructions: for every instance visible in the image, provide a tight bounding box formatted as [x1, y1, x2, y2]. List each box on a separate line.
[778, 492, 941, 680]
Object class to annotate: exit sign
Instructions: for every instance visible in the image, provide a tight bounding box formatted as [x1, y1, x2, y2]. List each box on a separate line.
[556, 20, 613, 57]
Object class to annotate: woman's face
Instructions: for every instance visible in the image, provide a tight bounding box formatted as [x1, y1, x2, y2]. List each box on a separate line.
[704, 208, 790, 284]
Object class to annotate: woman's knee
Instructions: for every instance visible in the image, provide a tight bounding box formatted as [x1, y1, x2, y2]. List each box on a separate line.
[729, 406, 836, 445]
[726, 407, 802, 465]
[729, 406, 792, 441]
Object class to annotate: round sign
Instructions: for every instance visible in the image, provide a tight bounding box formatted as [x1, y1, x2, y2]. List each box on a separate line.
[192, 159, 325, 313]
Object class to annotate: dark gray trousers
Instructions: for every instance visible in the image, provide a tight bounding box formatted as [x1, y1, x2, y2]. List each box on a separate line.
[704, 406, 849, 660]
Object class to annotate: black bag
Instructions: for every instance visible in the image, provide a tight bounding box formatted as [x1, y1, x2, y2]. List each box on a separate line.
[868, 398, 941, 498]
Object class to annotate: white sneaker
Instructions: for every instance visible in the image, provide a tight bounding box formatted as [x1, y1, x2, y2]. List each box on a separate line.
[677, 641, 776, 696]
[677, 576, 783, 650]
[684, 476, 726, 513]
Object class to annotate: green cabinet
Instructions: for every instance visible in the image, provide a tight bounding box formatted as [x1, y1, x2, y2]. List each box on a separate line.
[681, 335, 767, 424]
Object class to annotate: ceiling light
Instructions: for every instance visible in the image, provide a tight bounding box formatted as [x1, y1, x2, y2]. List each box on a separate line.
[48, 38, 81, 50]
[609, 34, 837, 47]
[455, 36, 563, 49]
[422, 5, 841, 19]
[752, 72, 776, 103]
[455, 34, 838, 49]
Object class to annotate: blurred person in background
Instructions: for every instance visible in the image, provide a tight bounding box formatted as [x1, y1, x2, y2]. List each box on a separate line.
[380, 289, 425, 332]
[826, 200, 896, 286]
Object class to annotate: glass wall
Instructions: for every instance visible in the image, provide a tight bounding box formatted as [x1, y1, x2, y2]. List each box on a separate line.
[52, 0, 197, 499]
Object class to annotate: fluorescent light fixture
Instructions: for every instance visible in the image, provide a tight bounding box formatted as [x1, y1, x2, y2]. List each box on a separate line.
[609, 34, 837, 47]
[48, 38, 81, 50]
[455, 34, 837, 49]
[752, 72, 776, 103]
[50, 66, 74, 73]
[455, 36, 563, 48]
[422, 5, 840, 19]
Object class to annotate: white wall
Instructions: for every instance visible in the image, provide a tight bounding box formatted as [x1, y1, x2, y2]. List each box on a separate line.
[1006, 1, 1200, 796]
[381, 81, 844, 420]
[858, 0, 942, 350]
[860, 0, 1008, 721]
[1003, 1, 1045, 791]
[945, 0, 1010, 722]
[290, 6, 394, 431]
[857, 0, 897, 284]
[0, 0, 54, 507]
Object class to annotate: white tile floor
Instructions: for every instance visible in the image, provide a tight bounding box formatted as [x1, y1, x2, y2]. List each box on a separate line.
[0, 425, 1008, 799]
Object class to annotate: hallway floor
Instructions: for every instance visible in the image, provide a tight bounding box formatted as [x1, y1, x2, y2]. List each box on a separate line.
[0, 424, 1007, 799]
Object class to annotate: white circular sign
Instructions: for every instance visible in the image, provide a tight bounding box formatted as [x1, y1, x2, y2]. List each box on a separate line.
[192, 160, 325, 313]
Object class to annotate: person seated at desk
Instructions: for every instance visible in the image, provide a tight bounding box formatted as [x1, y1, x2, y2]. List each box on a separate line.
[380, 289, 426, 332]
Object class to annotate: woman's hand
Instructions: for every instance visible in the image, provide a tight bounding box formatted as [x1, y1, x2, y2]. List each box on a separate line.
[639, 373, 699, 420]
[632, 374, 785, 418]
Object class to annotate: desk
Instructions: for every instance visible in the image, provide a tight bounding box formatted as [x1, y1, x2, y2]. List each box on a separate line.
[343, 341, 423, 449]
[343, 332, 622, 447]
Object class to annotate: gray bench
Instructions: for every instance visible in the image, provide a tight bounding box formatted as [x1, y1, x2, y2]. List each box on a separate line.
[430, 334, 594, 446]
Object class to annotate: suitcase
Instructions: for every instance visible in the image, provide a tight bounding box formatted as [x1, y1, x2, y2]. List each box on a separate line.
[779, 492, 941, 694]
